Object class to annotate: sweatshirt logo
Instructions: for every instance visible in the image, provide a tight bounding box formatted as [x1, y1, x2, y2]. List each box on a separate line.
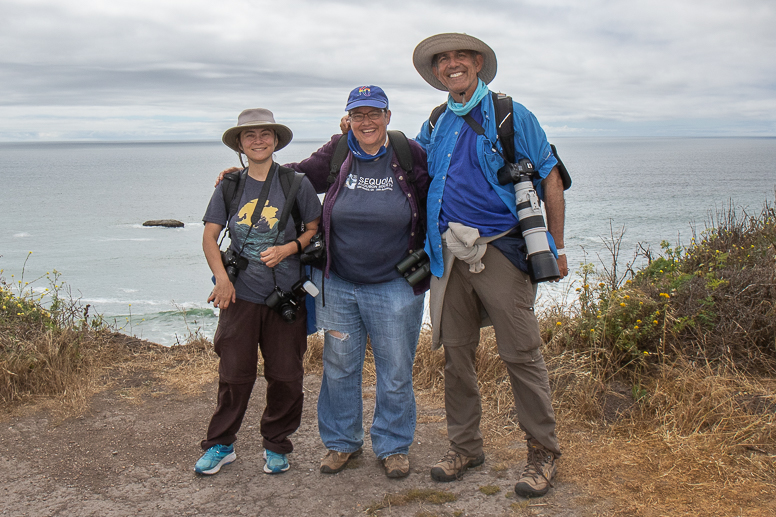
[356, 176, 393, 192]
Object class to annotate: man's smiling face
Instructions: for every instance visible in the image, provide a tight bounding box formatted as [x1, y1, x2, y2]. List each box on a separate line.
[431, 50, 483, 97]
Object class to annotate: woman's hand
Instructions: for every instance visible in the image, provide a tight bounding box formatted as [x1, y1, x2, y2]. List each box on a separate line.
[208, 278, 237, 309]
[215, 167, 241, 187]
[203, 222, 237, 308]
[260, 243, 293, 268]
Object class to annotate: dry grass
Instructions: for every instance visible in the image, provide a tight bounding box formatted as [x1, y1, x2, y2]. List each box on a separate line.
[117, 333, 219, 395]
[1, 271, 220, 415]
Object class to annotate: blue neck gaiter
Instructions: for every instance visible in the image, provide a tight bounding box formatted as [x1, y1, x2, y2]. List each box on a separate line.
[447, 79, 489, 117]
[347, 130, 387, 161]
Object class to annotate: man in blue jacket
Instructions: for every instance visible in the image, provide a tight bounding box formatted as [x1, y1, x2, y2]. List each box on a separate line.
[413, 33, 568, 498]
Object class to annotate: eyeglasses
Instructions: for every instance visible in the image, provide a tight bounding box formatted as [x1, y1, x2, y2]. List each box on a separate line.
[349, 110, 385, 123]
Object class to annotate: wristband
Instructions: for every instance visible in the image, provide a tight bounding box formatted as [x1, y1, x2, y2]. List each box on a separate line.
[293, 239, 302, 254]
[556, 248, 566, 256]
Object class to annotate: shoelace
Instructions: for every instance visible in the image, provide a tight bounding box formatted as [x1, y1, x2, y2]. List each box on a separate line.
[438, 450, 467, 480]
[524, 447, 554, 488]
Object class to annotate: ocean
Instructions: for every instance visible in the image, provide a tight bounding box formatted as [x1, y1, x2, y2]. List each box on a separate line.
[1, 137, 774, 345]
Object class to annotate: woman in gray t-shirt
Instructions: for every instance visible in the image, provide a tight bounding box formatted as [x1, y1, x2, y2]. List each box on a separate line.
[195, 109, 321, 477]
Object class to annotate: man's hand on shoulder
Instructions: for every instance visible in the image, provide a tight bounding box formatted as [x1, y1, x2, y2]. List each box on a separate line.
[216, 167, 241, 187]
[340, 115, 350, 134]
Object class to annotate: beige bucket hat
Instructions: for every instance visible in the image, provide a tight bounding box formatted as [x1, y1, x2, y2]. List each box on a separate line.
[222, 108, 293, 153]
[413, 33, 497, 91]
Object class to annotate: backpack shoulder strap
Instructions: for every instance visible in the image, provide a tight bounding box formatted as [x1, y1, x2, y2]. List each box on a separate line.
[221, 169, 248, 222]
[492, 92, 515, 164]
[550, 144, 572, 191]
[387, 130, 414, 181]
[277, 166, 306, 237]
[492, 92, 571, 190]
[427, 103, 447, 136]
[328, 135, 350, 186]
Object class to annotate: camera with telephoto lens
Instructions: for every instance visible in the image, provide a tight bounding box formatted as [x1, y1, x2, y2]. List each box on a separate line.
[300, 232, 326, 267]
[264, 276, 319, 323]
[396, 249, 431, 287]
[497, 158, 560, 283]
[221, 248, 249, 283]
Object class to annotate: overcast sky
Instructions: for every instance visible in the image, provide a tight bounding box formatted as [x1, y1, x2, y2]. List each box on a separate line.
[2, 0, 775, 141]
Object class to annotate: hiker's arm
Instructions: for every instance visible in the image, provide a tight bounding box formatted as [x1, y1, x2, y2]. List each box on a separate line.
[283, 135, 342, 193]
[215, 167, 241, 187]
[259, 218, 320, 268]
[542, 167, 567, 281]
[203, 222, 237, 308]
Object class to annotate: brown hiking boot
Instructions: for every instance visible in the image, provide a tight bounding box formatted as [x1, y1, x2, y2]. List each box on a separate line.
[382, 454, 410, 478]
[319, 449, 362, 474]
[514, 440, 557, 498]
[430, 449, 485, 482]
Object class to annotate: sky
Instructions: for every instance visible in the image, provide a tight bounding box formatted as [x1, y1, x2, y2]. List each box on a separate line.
[1, 0, 775, 142]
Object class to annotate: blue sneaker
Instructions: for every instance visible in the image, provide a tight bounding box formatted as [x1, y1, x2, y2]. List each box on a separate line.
[194, 444, 236, 475]
[263, 449, 290, 474]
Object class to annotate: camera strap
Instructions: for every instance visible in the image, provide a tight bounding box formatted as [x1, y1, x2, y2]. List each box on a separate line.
[268, 166, 306, 287]
[461, 112, 511, 165]
[234, 163, 278, 257]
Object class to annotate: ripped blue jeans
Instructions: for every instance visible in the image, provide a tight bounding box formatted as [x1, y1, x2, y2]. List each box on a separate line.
[311, 268, 424, 459]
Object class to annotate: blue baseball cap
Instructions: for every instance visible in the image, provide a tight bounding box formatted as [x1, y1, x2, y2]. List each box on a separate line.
[345, 85, 389, 111]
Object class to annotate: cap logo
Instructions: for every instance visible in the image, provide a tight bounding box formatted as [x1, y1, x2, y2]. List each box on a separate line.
[358, 86, 371, 97]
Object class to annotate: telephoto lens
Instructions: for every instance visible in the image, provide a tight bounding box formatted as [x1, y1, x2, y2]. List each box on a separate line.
[498, 160, 560, 283]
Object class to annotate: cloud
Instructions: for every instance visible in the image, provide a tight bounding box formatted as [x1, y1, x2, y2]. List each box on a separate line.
[1, 0, 774, 140]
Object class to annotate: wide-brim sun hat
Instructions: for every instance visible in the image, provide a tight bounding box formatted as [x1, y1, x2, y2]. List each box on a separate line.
[413, 33, 497, 91]
[222, 108, 293, 153]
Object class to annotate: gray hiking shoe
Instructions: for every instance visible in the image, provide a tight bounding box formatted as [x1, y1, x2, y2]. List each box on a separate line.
[319, 448, 362, 474]
[382, 453, 410, 478]
[514, 440, 557, 498]
[430, 449, 485, 482]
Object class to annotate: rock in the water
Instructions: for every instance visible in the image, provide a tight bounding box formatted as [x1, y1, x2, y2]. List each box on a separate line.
[143, 219, 184, 228]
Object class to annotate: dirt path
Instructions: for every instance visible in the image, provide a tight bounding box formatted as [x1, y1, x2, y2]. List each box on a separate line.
[0, 365, 600, 516]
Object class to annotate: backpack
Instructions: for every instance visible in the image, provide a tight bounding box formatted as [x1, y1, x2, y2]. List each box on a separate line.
[327, 130, 415, 186]
[427, 92, 571, 190]
[220, 165, 306, 238]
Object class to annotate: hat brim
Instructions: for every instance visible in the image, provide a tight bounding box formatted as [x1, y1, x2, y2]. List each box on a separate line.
[413, 33, 497, 91]
[345, 99, 389, 111]
[222, 122, 293, 153]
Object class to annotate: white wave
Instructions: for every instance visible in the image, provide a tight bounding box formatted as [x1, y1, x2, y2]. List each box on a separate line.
[97, 237, 154, 242]
[13, 232, 30, 238]
[119, 288, 138, 293]
[82, 297, 168, 306]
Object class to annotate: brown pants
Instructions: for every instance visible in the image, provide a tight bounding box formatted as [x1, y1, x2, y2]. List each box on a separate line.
[200, 298, 307, 455]
[439, 246, 560, 457]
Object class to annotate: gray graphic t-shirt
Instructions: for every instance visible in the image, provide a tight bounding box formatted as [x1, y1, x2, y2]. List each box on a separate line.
[330, 147, 412, 284]
[203, 169, 321, 304]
